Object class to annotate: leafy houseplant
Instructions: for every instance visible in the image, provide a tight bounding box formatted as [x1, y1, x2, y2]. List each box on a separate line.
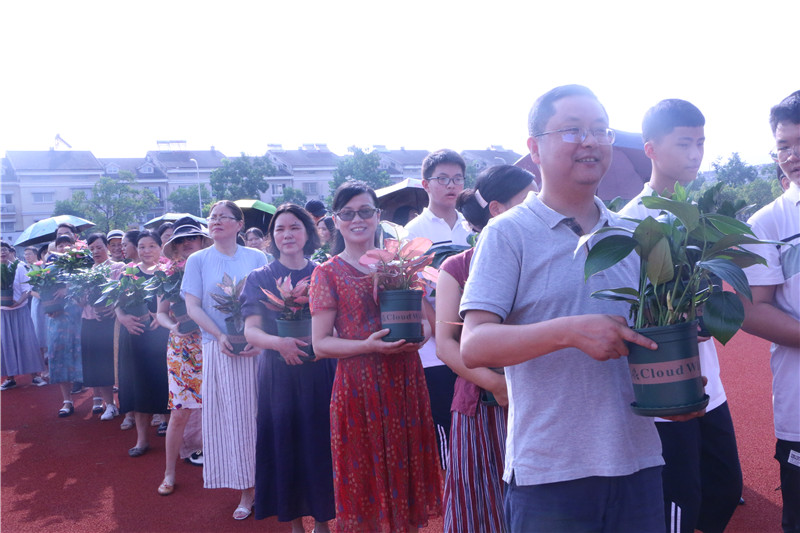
[581, 184, 770, 416]
[1, 259, 19, 306]
[149, 259, 198, 334]
[210, 273, 248, 354]
[261, 275, 314, 361]
[68, 263, 112, 309]
[359, 237, 435, 343]
[96, 265, 156, 326]
[26, 261, 68, 314]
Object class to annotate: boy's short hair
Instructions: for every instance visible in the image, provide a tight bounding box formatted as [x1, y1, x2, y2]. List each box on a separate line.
[769, 90, 800, 134]
[642, 99, 705, 142]
[421, 149, 466, 180]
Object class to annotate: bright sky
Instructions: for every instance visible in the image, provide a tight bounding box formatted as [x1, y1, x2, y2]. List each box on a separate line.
[1, 1, 796, 172]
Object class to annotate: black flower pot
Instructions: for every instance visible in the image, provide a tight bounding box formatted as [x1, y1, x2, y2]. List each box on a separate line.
[276, 318, 315, 362]
[225, 316, 247, 355]
[41, 286, 66, 314]
[378, 289, 424, 343]
[1, 288, 14, 307]
[124, 301, 152, 328]
[626, 320, 709, 417]
[171, 299, 199, 334]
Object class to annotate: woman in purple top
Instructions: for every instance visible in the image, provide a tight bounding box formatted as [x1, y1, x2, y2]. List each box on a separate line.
[437, 165, 537, 532]
[242, 204, 336, 532]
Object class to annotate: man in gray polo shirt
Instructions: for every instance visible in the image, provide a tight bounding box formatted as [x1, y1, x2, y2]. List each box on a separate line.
[461, 85, 669, 532]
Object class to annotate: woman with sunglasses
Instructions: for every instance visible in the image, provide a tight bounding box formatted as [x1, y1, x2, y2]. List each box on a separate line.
[241, 204, 336, 532]
[310, 181, 442, 532]
[182, 200, 267, 520]
[155, 221, 212, 496]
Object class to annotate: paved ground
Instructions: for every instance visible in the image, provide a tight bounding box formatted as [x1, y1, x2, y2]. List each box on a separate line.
[1, 329, 783, 532]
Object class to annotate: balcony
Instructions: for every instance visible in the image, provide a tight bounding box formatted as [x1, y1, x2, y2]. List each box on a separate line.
[0, 204, 16, 215]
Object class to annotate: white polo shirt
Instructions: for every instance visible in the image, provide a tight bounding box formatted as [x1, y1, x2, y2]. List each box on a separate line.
[405, 207, 473, 368]
[744, 182, 800, 442]
[618, 184, 727, 420]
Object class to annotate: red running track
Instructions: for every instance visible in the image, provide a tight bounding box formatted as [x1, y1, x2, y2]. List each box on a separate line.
[1, 330, 782, 532]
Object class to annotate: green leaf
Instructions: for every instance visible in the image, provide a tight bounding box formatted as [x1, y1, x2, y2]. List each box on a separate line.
[698, 259, 751, 300]
[707, 233, 771, 256]
[584, 234, 638, 279]
[646, 237, 674, 285]
[783, 244, 800, 280]
[702, 291, 744, 345]
[704, 213, 756, 236]
[632, 216, 670, 256]
[590, 287, 639, 304]
[640, 196, 700, 231]
[716, 249, 768, 270]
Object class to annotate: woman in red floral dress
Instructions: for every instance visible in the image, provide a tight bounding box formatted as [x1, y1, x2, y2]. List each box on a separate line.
[310, 181, 442, 532]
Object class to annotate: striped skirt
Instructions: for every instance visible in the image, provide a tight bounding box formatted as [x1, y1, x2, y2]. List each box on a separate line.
[443, 402, 508, 533]
[201, 341, 257, 490]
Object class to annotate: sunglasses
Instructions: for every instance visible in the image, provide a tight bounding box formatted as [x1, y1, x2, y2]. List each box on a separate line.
[335, 207, 380, 221]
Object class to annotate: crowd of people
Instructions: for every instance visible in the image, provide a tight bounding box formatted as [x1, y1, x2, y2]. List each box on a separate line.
[1, 85, 798, 533]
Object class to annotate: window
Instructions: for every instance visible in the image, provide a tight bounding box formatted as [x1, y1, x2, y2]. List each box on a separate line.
[32, 192, 55, 203]
[146, 186, 162, 199]
[302, 182, 318, 195]
[141, 165, 153, 174]
[272, 183, 285, 195]
[1, 193, 12, 204]
[1, 222, 15, 233]
[107, 165, 119, 175]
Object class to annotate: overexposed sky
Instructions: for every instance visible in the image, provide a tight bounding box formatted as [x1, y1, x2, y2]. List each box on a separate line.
[0, 1, 796, 171]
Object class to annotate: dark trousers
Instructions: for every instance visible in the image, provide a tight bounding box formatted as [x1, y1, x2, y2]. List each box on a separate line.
[504, 467, 664, 533]
[776, 439, 800, 533]
[423, 364, 458, 470]
[656, 401, 742, 533]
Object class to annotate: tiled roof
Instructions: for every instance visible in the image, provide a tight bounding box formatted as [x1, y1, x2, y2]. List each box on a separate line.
[378, 149, 429, 167]
[98, 157, 167, 179]
[461, 148, 523, 166]
[266, 147, 341, 168]
[146, 149, 227, 170]
[5, 150, 103, 172]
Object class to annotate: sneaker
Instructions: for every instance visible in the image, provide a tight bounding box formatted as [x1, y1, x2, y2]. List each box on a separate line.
[150, 413, 165, 427]
[120, 415, 135, 430]
[100, 404, 119, 421]
[1, 379, 17, 391]
[185, 450, 203, 466]
[31, 376, 48, 387]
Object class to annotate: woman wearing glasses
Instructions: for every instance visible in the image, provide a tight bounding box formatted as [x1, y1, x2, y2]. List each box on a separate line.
[310, 181, 442, 532]
[182, 200, 267, 520]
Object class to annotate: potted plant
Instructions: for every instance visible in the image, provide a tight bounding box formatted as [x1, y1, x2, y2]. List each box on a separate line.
[149, 259, 199, 334]
[95, 265, 156, 327]
[260, 275, 314, 361]
[1, 259, 19, 306]
[358, 237, 435, 343]
[210, 273, 248, 354]
[26, 261, 67, 314]
[68, 263, 112, 311]
[581, 184, 770, 416]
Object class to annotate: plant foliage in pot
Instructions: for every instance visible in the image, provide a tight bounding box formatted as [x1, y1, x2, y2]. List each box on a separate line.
[1, 259, 19, 306]
[210, 273, 248, 355]
[580, 184, 771, 416]
[358, 237, 436, 343]
[260, 275, 314, 362]
[26, 260, 67, 314]
[149, 259, 199, 334]
[95, 265, 156, 327]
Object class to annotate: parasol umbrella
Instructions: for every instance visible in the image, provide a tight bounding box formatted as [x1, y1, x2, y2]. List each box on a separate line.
[14, 215, 95, 247]
[375, 178, 428, 224]
[144, 212, 207, 229]
[234, 199, 276, 233]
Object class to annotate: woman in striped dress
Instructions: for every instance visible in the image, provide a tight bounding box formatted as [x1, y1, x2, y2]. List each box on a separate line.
[182, 200, 267, 520]
[436, 165, 536, 532]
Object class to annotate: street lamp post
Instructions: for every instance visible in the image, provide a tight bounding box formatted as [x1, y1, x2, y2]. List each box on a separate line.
[189, 158, 202, 216]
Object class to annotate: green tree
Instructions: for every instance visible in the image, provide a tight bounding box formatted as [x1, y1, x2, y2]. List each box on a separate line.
[712, 152, 759, 187]
[329, 147, 392, 199]
[272, 187, 307, 206]
[168, 185, 213, 216]
[209, 154, 277, 200]
[53, 171, 158, 233]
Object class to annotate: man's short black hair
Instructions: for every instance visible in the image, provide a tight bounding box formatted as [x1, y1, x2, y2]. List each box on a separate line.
[528, 85, 606, 137]
[642, 99, 705, 142]
[421, 149, 466, 180]
[770, 90, 800, 134]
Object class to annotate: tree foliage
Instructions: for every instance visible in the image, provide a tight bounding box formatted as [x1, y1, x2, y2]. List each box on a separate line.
[53, 171, 157, 233]
[209, 154, 277, 200]
[712, 152, 759, 187]
[329, 147, 392, 199]
[168, 185, 213, 216]
[272, 187, 307, 207]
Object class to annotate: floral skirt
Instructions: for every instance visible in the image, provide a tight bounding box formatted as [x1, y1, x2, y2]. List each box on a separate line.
[167, 330, 202, 409]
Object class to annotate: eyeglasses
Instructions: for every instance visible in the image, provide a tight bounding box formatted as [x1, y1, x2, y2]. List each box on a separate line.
[334, 207, 380, 221]
[426, 176, 465, 186]
[207, 215, 238, 223]
[770, 143, 800, 163]
[534, 127, 616, 145]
